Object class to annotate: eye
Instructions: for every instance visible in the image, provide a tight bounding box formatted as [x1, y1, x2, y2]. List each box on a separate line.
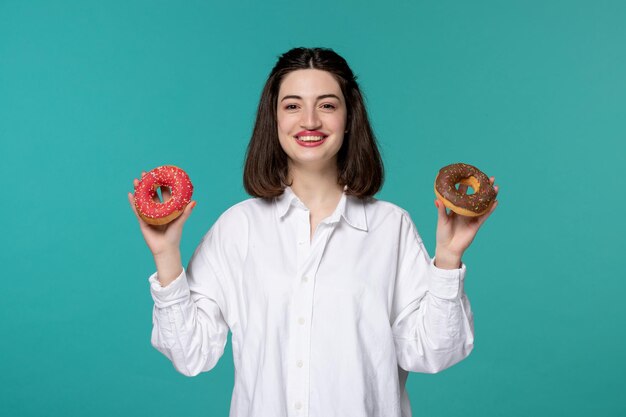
[284, 104, 298, 110]
[320, 103, 336, 110]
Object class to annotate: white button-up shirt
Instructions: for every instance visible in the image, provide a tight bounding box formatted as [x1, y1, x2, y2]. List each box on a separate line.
[148, 185, 474, 417]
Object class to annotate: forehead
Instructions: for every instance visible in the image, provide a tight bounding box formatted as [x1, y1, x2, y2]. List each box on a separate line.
[278, 69, 343, 98]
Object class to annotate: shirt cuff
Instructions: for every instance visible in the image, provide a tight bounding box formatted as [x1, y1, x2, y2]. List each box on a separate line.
[428, 257, 466, 300]
[148, 268, 191, 309]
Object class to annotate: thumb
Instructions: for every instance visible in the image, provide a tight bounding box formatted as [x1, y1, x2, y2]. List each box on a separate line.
[178, 200, 197, 224]
[167, 200, 196, 229]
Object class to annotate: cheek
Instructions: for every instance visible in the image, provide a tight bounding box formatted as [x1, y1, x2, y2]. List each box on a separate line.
[330, 108, 348, 128]
[276, 119, 292, 148]
[276, 115, 294, 135]
[329, 116, 347, 132]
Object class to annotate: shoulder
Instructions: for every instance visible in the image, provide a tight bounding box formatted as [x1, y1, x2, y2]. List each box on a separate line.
[362, 197, 423, 242]
[362, 196, 414, 225]
[201, 196, 272, 242]
[215, 197, 263, 222]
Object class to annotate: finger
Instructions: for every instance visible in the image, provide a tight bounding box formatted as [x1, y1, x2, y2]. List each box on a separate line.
[181, 200, 196, 221]
[171, 201, 196, 227]
[128, 192, 141, 219]
[489, 176, 495, 185]
[435, 198, 450, 225]
[133, 178, 139, 187]
[494, 185, 499, 194]
[141, 171, 147, 177]
[127, 193, 153, 228]
[458, 184, 468, 195]
[477, 199, 498, 227]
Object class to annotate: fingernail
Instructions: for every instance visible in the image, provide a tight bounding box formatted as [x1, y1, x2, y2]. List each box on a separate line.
[435, 201, 439, 209]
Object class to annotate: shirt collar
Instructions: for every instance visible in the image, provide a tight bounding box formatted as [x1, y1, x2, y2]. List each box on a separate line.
[275, 185, 368, 232]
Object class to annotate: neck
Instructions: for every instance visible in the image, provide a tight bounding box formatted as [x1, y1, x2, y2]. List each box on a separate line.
[287, 161, 344, 209]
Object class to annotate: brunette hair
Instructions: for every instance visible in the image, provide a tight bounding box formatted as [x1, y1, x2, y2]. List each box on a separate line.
[243, 47, 384, 199]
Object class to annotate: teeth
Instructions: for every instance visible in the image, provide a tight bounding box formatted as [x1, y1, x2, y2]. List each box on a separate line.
[296, 135, 326, 142]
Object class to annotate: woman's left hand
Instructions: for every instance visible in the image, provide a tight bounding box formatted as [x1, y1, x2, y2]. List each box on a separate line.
[433, 177, 499, 269]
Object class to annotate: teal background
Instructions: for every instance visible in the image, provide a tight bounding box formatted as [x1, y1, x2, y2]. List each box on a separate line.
[1, 0, 624, 416]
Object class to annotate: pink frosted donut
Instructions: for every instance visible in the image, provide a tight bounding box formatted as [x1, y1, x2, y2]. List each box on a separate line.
[134, 165, 193, 225]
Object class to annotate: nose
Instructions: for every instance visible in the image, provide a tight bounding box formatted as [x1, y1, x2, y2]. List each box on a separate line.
[300, 106, 321, 130]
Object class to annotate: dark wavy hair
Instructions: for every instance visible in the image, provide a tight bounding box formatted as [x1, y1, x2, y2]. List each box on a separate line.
[243, 47, 384, 199]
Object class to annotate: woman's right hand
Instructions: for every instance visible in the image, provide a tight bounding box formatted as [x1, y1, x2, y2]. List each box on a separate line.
[127, 170, 196, 257]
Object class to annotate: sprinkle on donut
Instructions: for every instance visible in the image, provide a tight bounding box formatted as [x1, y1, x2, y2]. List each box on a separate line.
[434, 163, 496, 217]
[133, 165, 194, 225]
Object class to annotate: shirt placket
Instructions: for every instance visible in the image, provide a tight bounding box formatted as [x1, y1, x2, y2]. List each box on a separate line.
[287, 207, 335, 417]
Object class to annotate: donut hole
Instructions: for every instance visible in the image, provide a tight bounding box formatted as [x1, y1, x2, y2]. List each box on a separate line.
[156, 186, 173, 203]
[455, 183, 476, 195]
[456, 176, 480, 195]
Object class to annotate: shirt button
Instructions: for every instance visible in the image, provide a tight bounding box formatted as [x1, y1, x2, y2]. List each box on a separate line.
[297, 360, 304, 368]
[295, 401, 303, 410]
[298, 317, 305, 325]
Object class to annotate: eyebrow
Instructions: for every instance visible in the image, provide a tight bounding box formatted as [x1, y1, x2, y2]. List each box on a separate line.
[280, 94, 341, 102]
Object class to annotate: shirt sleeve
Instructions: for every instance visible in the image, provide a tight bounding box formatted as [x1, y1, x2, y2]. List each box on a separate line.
[148, 224, 232, 377]
[390, 211, 474, 374]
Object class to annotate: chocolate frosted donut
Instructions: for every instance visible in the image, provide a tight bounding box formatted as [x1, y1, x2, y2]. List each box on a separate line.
[434, 163, 496, 217]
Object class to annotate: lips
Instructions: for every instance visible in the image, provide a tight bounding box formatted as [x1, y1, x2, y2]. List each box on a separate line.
[293, 130, 328, 147]
[294, 130, 328, 143]
[296, 130, 326, 137]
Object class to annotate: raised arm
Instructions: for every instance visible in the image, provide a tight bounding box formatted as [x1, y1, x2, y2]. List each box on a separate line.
[148, 235, 231, 377]
[128, 172, 230, 376]
[391, 212, 474, 373]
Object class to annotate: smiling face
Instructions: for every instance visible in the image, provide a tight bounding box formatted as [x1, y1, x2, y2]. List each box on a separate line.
[276, 69, 348, 174]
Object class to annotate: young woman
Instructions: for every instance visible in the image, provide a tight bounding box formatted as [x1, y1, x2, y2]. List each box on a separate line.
[128, 47, 499, 417]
